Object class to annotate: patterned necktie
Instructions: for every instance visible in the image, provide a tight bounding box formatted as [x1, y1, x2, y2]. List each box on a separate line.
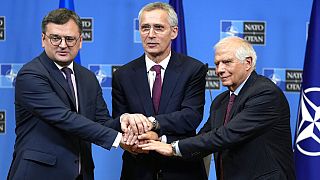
[61, 67, 76, 102]
[224, 93, 236, 125]
[152, 65, 162, 114]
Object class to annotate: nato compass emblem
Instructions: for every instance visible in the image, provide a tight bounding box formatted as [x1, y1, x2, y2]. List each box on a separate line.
[263, 68, 285, 91]
[0, 64, 23, 88]
[88, 64, 115, 88]
[220, 21, 243, 39]
[295, 87, 320, 156]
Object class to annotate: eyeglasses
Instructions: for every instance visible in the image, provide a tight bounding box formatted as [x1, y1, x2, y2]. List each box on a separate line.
[43, 33, 81, 47]
[140, 24, 174, 34]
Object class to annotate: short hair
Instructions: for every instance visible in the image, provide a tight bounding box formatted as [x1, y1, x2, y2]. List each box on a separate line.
[214, 36, 257, 69]
[41, 8, 82, 34]
[138, 2, 178, 27]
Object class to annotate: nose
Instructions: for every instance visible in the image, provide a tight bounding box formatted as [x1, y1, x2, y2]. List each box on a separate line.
[215, 63, 225, 75]
[59, 38, 68, 48]
[148, 28, 156, 37]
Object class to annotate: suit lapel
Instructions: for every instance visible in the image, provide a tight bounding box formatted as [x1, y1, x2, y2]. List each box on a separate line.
[131, 56, 155, 116]
[39, 52, 77, 109]
[73, 63, 83, 113]
[215, 93, 229, 127]
[158, 53, 183, 114]
[228, 71, 258, 121]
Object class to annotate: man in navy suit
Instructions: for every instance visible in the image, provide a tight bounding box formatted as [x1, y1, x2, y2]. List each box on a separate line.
[7, 8, 146, 180]
[112, 2, 207, 180]
[140, 36, 296, 180]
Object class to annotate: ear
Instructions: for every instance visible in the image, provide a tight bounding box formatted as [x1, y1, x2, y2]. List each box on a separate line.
[170, 26, 178, 40]
[79, 36, 83, 49]
[41, 33, 45, 48]
[245, 57, 253, 71]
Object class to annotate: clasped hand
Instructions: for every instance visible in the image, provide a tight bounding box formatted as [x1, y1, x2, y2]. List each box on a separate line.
[120, 113, 159, 154]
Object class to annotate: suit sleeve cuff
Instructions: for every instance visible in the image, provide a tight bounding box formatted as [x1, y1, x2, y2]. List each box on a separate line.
[112, 132, 122, 148]
[160, 135, 167, 143]
[176, 141, 182, 157]
[172, 141, 182, 157]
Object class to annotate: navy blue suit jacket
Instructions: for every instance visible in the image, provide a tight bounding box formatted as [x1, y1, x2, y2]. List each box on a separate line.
[8, 52, 121, 180]
[179, 71, 295, 180]
[112, 52, 208, 180]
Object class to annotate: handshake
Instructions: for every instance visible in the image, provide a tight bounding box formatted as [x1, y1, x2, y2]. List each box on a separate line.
[119, 113, 160, 155]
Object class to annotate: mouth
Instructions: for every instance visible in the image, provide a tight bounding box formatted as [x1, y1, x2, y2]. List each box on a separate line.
[57, 51, 69, 56]
[220, 76, 230, 81]
[146, 42, 159, 48]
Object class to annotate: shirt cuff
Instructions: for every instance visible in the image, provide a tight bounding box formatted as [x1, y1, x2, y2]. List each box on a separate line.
[160, 135, 167, 143]
[112, 132, 122, 148]
[175, 141, 182, 157]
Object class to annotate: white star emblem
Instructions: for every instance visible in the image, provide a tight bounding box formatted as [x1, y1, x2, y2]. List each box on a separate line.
[269, 73, 281, 86]
[296, 87, 320, 156]
[5, 68, 17, 83]
[226, 25, 239, 36]
[95, 69, 107, 84]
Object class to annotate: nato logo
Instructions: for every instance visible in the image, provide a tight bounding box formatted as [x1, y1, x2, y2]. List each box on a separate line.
[263, 68, 285, 90]
[134, 18, 141, 43]
[0, 64, 23, 88]
[220, 20, 266, 45]
[0, 16, 5, 41]
[88, 64, 121, 89]
[295, 87, 320, 156]
[263, 68, 302, 92]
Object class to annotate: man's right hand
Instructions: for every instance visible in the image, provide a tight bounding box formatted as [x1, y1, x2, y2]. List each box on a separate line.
[120, 113, 153, 142]
[120, 134, 149, 154]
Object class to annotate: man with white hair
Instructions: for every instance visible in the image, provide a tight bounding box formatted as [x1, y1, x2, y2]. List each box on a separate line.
[140, 36, 296, 180]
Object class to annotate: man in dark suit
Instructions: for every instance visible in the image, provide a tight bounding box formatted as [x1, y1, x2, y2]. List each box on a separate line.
[140, 36, 296, 180]
[112, 2, 207, 180]
[7, 8, 144, 180]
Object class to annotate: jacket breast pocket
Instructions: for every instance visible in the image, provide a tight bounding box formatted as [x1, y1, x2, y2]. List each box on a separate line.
[23, 149, 57, 166]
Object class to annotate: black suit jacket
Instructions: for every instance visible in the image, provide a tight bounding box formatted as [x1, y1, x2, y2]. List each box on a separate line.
[179, 71, 295, 180]
[112, 52, 208, 180]
[8, 52, 121, 180]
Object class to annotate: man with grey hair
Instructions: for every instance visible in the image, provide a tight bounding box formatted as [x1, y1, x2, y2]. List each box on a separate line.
[140, 36, 296, 180]
[112, 2, 207, 180]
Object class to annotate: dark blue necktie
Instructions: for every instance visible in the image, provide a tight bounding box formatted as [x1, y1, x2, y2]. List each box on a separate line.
[152, 65, 162, 114]
[61, 67, 76, 102]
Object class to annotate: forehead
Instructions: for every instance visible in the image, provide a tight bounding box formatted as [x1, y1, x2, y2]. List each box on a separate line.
[140, 9, 169, 25]
[215, 47, 235, 61]
[46, 20, 80, 35]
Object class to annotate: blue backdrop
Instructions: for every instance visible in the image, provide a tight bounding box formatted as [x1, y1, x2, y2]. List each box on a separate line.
[0, 0, 313, 179]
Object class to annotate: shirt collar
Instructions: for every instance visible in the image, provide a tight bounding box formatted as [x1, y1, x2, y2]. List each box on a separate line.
[145, 52, 171, 72]
[54, 61, 75, 73]
[230, 74, 250, 96]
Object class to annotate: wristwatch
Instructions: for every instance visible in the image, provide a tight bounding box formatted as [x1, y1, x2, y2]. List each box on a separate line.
[171, 141, 178, 156]
[148, 116, 159, 130]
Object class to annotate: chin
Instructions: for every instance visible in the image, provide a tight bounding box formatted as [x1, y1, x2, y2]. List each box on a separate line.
[146, 50, 161, 54]
[222, 82, 232, 87]
[54, 59, 73, 66]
